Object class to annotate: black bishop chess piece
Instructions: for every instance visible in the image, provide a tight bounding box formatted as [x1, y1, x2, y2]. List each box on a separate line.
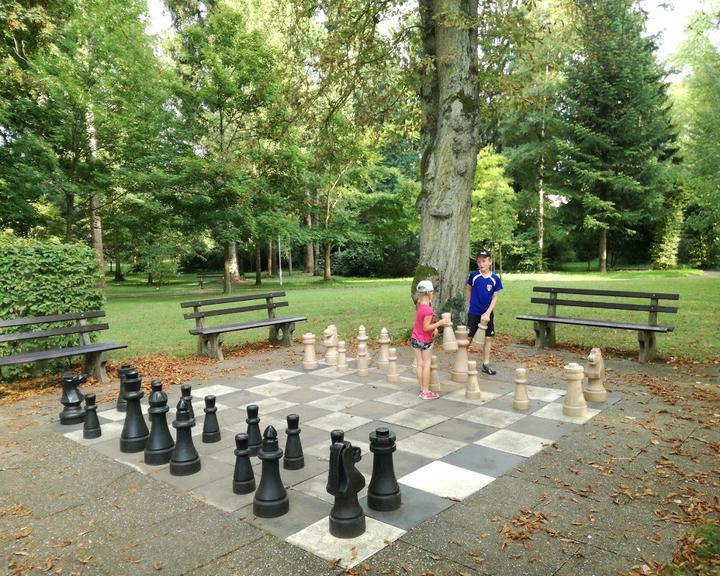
[170, 398, 201, 476]
[116, 364, 134, 412]
[233, 433, 256, 494]
[202, 395, 221, 443]
[367, 427, 401, 511]
[59, 373, 86, 425]
[283, 414, 304, 470]
[177, 384, 194, 419]
[83, 393, 102, 439]
[253, 426, 289, 518]
[327, 436, 366, 538]
[144, 380, 175, 465]
[119, 368, 149, 453]
[246, 404, 262, 456]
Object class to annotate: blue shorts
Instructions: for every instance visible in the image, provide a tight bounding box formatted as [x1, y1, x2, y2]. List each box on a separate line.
[410, 338, 433, 351]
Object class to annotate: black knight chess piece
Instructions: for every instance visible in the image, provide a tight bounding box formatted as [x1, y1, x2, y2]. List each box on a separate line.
[283, 414, 304, 470]
[367, 428, 401, 511]
[144, 380, 175, 465]
[59, 373, 86, 425]
[233, 433, 256, 494]
[178, 384, 194, 419]
[253, 426, 289, 518]
[202, 395, 221, 443]
[246, 404, 262, 456]
[83, 393, 102, 439]
[327, 437, 366, 538]
[116, 363, 134, 412]
[119, 368, 149, 453]
[170, 398, 201, 476]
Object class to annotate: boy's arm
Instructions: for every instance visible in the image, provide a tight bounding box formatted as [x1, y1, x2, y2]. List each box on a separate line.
[465, 283, 471, 308]
[481, 292, 499, 322]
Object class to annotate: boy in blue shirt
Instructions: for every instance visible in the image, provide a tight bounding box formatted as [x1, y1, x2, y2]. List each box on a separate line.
[465, 250, 503, 375]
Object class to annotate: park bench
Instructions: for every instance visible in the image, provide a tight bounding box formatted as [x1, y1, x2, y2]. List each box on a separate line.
[516, 286, 679, 363]
[180, 291, 307, 361]
[0, 310, 127, 383]
[197, 273, 224, 289]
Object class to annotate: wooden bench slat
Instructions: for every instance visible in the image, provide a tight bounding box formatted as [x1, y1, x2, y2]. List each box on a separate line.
[0, 342, 127, 366]
[516, 314, 674, 333]
[529, 297, 679, 314]
[183, 302, 288, 320]
[180, 291, 286, 308]
[0, 323, 109, 344]
[532, 287, 680, 300]
[190, 316, 308, 336]
[0, 310, 106, 329]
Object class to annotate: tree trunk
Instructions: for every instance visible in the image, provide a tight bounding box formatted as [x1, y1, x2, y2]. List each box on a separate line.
[304, 213, 314, 274]
[323, 243, 332, 281]
[255, 242, 262, 286]
[90, 194, 106, 287]
[114, 256, 124, 281]
[416, 0, 480, 308]
[65, 192, 74, 243]
[267, 241, 274, 277]
[223, 240, 239, 294]
[598, 229, 607, 273]
[288, 245, 293, 275]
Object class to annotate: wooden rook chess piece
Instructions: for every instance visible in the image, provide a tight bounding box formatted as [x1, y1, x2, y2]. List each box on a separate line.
[83, 393, 101, 439]
[368, 428, 401, 511]
[120, 368, 149, 452]
[233, 433, 256, 494]
[513, 368, 530, 411]
[584, 348, 607, 402]
[327, 437, 366, 538]
[302, 333, 319, 370]
[145, 380, 174, 465]
[356, 342, 369, 376]
[246, 404, 262, 456]
[116, 363, 133, 412]
[377, 328, 390, 368]
[471, 320, 488, 348]
[284, 414, 304, 470]
[59, 373, 86, 425]
[336, 340, 348, 374]
[170, 398, 201, 475]
[563, 362, 588, 417]
[450, 325, 470, 383]
[253, 425, 289, 518]
[178, 384, 194, 419]
[386, 348, 400, 384]
[441, 313, 457, 352]
[429, 355, 440, 392]
[323, 324, 339, 365]
[465, 361, 481, 400]
[202, 395, 221, 443]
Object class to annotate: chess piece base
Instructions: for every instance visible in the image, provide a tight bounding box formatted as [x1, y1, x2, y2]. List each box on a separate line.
[234, 478, 256, 494]
[302, 361, 318, 370]
[144, 446, 174, 465]
[562, 405, 587, 417]
[120, 435, 149, 453]
[513, 400, 529, 411]
[202, 431, 221, 443]
[253, 495, 289, 518]
[450, 371, 468, 383]
[283, 456, 304, 470]
[169, 456, 201, 476]
[329, 513, 366, 538]
[584, 390, 607, 403]
[59, 409, 85, 426]
[367, 491, 401, 512]
[465, 390, 481, 400]
[83, 428, 101, 440]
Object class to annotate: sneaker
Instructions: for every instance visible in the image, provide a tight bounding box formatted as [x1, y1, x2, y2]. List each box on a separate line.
[419, 390, 440, 400]
[481, 364, 496, 375]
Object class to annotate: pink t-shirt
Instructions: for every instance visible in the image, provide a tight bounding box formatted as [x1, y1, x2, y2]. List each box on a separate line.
[412, 303, 435, 343]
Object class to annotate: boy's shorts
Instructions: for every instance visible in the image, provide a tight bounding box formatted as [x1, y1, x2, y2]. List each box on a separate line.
[410, 338, 433, 351]
[468, 311, 496, 338]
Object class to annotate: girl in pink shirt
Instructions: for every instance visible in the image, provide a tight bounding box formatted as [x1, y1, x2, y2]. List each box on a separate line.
[411, 280, 451, 399]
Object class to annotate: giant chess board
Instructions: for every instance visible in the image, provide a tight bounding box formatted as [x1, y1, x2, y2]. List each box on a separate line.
[59, 359, 619, 569]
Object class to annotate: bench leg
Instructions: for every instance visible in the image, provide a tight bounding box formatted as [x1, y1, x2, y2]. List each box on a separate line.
[205, 334, 224, 361]
[197, 335, 206, 356]
[638, 331, 656, 363]
[533, 321, 553, 349]
[85, 352, 110, 384]
[269, 323, 295, 346]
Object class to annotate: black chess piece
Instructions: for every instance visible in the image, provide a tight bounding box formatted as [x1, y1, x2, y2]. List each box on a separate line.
[83, 393, 102, 439]
[59, 373, 86, 425]
[202, 395, 221, 443]
[367, 428, 401, 511]
[246, 404, 262, 456]
[330, 429, 344, 446]
[327, 437, 366, 538]
[119, 368, 149, 453]
[177, 384, 194, 419]
[253, 425, 289, 518]
[116, 364, 133, 412]
[144, 380, 175, 465]
[233, 433, 256, 494]
[283, 414, 304, 470]
[170, 398, 201, 476]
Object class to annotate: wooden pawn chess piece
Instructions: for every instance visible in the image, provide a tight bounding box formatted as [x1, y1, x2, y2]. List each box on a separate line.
[471, 320, 488, 348]
[465, 360, 481, 399]
[584, 348, 607, 402]
[336, 340, 348, 374]
[429, 354, 440, 392]
[513, 367, 530, 411]
[356, 342, 369, 376]
[441, 313, 457, 352]
[302, 333, 318, 370]
[450, 325, 469, 383]
[563, 362, 588, 417]
[376, 328, 390, 368]
[386, 348, 400, 384]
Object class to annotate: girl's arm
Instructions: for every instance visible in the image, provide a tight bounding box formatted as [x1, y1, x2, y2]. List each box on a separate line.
[423, 314, 448, 332]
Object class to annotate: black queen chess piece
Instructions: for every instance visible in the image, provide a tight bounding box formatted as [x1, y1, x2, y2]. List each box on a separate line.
[246, 404, 262, 456]
[202, 395, 221, 443]
[253, 426, 289, 518]
[144, 380, 175, 465]
[82, 393, 102, 439]
[116, 363, 134, 412]
[59, 372, 86, 425]
[367, 428, 401, 511]
[233, 433, 256, 494]
[283, 414, 304, 470]
[327, 437, 366, 538]
[170, 398, 201, 476]
[119, 368, 149, 453]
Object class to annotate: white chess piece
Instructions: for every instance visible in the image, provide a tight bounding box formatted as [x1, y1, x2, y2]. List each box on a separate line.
[337, 340, 348, 374]
[584, 348, 607, 402]
[376, 328, 390, 368]
[450, 325, 469, 383]
[441, 313, 457, 352]
[429, 354, 440, 392]
[386, 348, 400, 384]
[563, 362, 588, 417]
[465, 360, 481, 400]
[471, 320, 488, 348]
[513, 367, 529, 411]
[302, 333, 318, 370]
[356, 342, 369, 376]
[323, 324, 339, 365]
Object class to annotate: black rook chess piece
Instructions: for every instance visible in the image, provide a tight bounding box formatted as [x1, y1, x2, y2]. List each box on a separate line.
[116, 364, 134, 412]
[178, 384, 194, 419]
[202, 395, 221, 443]
[367, 428, 401, 511]
[83, 393, 102, 439]
[253, 426, 289, 518]
[59, 373, 86, 425]
[119, 368, 149, 453]
[233, 433, 256, 494]
[283, 414, 304, 470]
[144, 380, 175, 465]
[246, 404, 262, 456]
[327, 437, 366, 538]
[170, 398, 201, 476]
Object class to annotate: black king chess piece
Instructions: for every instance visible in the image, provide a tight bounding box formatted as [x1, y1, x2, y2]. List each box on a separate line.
[233, 433, 256, 494]
[116, 363, 134, 412]
[144, 380, 175, 465]
[246, 404, 262, 456]
[253, 426, 289, 518]
[283, 414, 304, 470]
[170, 397, 201, 476]
[327, 436, 366, 538]
[202, 395, 221, 443]
[83, 393, 102, 439]
[59, 373, 86, 425]
[119, 368, 149, 453]
[367, 427, 401, 511]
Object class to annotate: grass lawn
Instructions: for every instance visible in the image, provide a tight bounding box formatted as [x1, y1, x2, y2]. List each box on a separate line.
[102, 269, 720, 363]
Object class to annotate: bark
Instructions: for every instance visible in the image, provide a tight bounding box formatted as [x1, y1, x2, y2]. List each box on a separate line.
[89, 196, 105, 288]
[223, 240, 240, 294]
[323, 243, 332, 281]
[598, 229, 607, 273]
[255, 242, 262, 286]
[304, 213, 314, 274]
[267, 241, 274, 277]
[114, 256, 124, 282]
[416, 0, 481, 307]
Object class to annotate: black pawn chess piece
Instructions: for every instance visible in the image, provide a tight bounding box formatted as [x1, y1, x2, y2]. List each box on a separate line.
[144, 380, 175, 465]
[246, 404, 262, 456]
[83, 393, 102, 439]
[116, 363, 133, 412]
[253, 426, 289, 518]
[59, 373, 86, 425]
[170, 398, 201, 476]
[119, 368, 149, 453]
[283, 414, 304, 470]
[233, 433, 256, 494]
[327, 437, 366, 538]
[202, 395, 221, 443]
[177, 384, 194, 419]
[330, 429, 344, 446]
[367, 427, 401, 511]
